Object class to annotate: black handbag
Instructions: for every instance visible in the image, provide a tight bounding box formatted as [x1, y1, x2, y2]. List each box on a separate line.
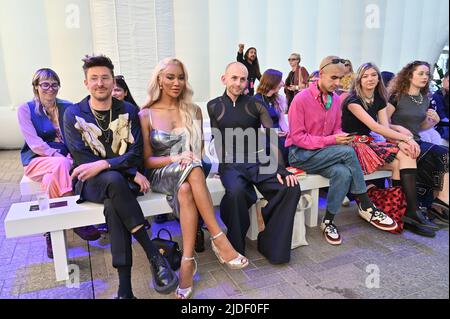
[151, 228, 182, 271]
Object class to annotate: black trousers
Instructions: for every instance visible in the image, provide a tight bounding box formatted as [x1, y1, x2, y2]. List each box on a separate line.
[219, 163, 301, 264]
[80, 170, 146, 268]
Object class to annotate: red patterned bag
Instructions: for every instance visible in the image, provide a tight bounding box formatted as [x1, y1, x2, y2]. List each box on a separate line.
[367, 185, 406, 234]
[350, 135, 383, 174]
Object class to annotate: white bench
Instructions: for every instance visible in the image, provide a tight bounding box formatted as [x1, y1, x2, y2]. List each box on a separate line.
[11, 170, 391, 281]
[19, 175, 41, 196]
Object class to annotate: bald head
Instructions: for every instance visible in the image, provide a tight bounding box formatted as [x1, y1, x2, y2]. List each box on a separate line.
[225, 62, 248, 77]
[222, 62, 248, 100]
[318, 56, 346, 93]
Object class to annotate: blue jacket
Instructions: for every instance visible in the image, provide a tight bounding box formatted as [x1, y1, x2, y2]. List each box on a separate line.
[20, 99, 72, 166]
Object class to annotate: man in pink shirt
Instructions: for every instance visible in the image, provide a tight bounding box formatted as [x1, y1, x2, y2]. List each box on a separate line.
[286, 56, 397, 245]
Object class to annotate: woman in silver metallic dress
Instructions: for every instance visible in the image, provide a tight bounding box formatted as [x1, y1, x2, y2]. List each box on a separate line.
[139, 58, 248, 299]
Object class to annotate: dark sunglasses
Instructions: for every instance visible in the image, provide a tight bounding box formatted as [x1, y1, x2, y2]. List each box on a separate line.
[288, 58, 299, 61]
[319, 59, 346, 71]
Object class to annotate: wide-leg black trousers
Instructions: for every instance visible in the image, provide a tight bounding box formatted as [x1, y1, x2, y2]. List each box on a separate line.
[219, 163, 301, 264]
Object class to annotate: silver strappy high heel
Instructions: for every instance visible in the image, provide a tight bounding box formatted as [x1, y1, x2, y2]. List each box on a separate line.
[175, 256, 197, 299]
[210, 231, 249, 270]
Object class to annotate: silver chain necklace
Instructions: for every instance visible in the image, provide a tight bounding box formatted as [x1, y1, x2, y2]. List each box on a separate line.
[409, 94, 423, 105]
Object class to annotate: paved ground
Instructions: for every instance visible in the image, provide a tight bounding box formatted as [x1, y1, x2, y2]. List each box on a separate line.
[0, 150, 448, 299]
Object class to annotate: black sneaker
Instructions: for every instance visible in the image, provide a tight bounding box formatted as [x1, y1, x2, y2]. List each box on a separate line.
[149, 253, 179, 294]
[73, 226, 101, 241]
[45, 232, 53, 259]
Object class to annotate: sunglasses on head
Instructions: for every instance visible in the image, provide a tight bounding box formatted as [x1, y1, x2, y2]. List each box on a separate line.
[320, 59, 346, 71]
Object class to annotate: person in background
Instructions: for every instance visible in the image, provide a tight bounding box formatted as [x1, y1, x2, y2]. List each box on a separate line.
[381, 71, 395, 88]
[254, 69, 290, 166]
[386, 61, 449, 227]
[284, 53, 309, 109]
[113, 75, 138, 107]
[431, 71, 449, 142]
[237, 43, 261, 96]
[307, 71, 320, 87]
[17, 68, 100, 259]
[339, 59, 354, 93]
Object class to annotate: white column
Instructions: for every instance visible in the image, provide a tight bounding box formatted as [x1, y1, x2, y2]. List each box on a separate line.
[292, 0, 319, 72]
[208, 0, 239, 99]
[265, 0, 293, 74]
[173, 0, 209, 102]
[238, 0, 268, 70]
[358, 0, 387, 69]
[45, 0, 94, 103]
[315, 0, 343, 63]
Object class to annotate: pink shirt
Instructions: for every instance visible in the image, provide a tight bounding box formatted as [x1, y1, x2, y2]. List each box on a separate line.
[285, 82, 343, 150]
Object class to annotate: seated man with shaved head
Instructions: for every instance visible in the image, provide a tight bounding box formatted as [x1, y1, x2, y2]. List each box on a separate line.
[207, 62, 301, 264]
[286, 56, 397, 246]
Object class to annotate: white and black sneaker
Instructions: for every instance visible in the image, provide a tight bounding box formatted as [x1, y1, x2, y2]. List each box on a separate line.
[320, 220, 342, 245]
[358, 204, 397, 231]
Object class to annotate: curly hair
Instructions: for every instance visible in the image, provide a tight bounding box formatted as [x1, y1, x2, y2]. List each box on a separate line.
[387, 60, 431, 103]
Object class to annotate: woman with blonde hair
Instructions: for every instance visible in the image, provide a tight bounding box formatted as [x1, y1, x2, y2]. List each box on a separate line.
[284, 53, 309, 108]
[139, 58, 248, 299]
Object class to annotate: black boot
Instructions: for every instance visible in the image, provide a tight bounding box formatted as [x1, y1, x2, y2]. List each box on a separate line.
[149, 253, 179, 294]
[195, 225, 205, 253]
[399, 169, 439, 231]
[403, 221, 436, 238]
[403, 209, 440, 231]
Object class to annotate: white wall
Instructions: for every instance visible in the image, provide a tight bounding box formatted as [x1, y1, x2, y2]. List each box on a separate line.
[1, 0, 448, 148]
[0, 0, 94, 148]
[174, 0, 449, 100]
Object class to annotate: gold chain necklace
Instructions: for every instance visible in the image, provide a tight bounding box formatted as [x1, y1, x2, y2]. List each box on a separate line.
[89, 103, 112, 143]
[90, 107, 112, 132]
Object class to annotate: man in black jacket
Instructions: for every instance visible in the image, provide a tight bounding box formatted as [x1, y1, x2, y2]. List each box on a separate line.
[64, 54, 178, 299]
[207, 62, 301, 264]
